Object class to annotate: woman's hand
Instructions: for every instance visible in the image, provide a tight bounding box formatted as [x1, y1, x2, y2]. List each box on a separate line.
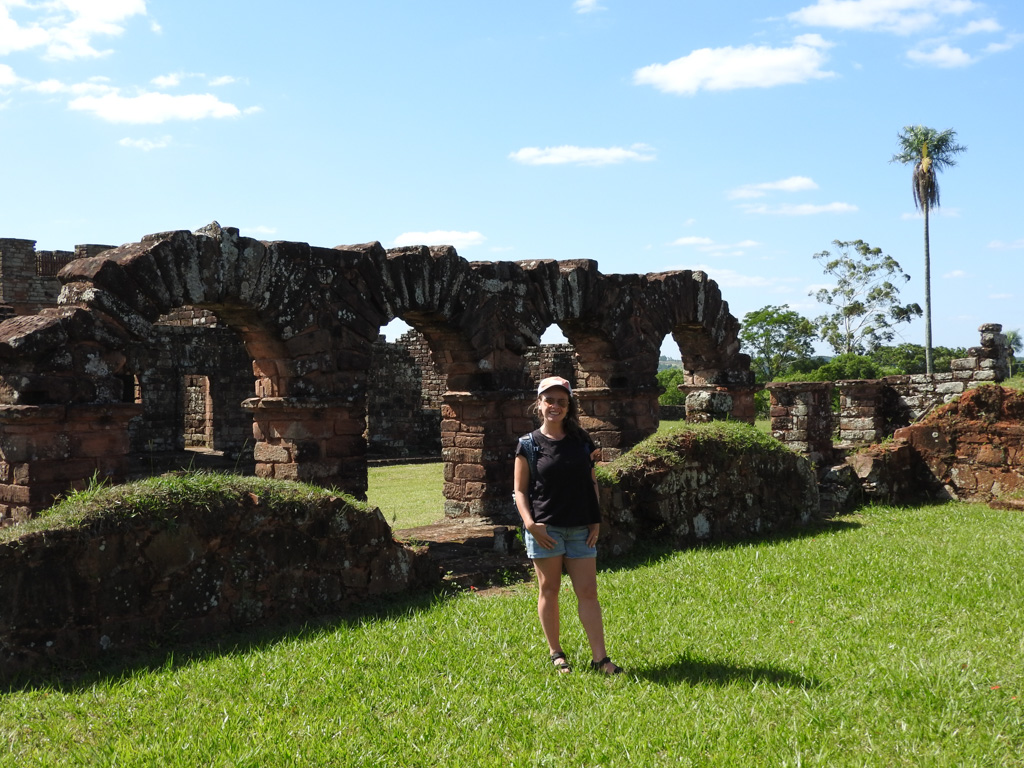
[586, 523, 600, 548]
[526, 520, 556, 549]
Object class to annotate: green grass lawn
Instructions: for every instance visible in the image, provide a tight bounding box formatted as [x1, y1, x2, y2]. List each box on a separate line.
[367, 461, 445, 529]
[2, 497, 1021, 766]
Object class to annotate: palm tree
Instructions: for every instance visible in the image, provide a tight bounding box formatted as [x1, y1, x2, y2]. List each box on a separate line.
[1006, 329, 1022, 377]
[891, 125, 966, 374]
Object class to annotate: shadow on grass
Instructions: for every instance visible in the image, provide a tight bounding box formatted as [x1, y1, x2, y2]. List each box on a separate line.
[0, 587, 458, 696]
[599, 516, 862, 575]
[634, 651, 822, 690]
[1, 519, 859, 694]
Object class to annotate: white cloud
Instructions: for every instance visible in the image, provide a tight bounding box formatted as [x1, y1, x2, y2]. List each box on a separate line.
[573, 0, 605, 13]
[957, 18, 1001, 34]
[24, 76, 114, 96]
[943, 269, 967, 278]
[907, 43, 974, 66]
[208, 75, 238, 87]
[988, 293, 1013, 300]
[670, 237, 761, 255]
[983, 34, 1024, 54]
[393, 230, 486, 248]
[119, 135, 171, 151]
[989, 239, 1024, 250]
[0, 63, 22, 89]
[0, 4, 52, 55]
[685, 265, 802, 290]
[151, 73, 182, 88]
[509, 143, 655, 166]
[741, 202, 858, 215]
[633, 35, 835, 96]
[788, 0, 979, 36]
[69, 91, 243, 123]
[728, 175, 819, 199]
[0, 0, 149, 60]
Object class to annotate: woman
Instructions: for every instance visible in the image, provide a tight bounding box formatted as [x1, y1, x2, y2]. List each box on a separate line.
[513, 376, 623, 675]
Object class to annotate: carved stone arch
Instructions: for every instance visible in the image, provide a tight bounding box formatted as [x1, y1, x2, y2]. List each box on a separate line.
[648, 269, 755, 421]
[650, 269, 751, 382]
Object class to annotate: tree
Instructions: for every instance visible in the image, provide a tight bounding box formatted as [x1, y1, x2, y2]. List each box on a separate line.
[870, 343, 967, 375]
[810, 239, 922, 356]
[891, 125, 966, 374]
[739, 305, 816, 382]
[656, 367, 687, 406]
[1006, 329, 1022, 377]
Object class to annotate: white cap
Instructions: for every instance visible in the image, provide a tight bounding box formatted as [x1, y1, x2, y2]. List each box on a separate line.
[537, 376, 572, 396]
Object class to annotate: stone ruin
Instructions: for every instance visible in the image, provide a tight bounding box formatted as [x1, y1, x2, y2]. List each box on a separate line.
[0, 223, 755, 525]
[765, 325, 1022, 512]
[3, 225, 1021, 679]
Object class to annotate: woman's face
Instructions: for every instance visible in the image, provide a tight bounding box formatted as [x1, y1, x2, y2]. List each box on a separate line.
[538, 387, 571, 426]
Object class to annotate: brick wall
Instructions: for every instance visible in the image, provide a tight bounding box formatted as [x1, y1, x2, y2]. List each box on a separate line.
[0, 489, 439, 682]
[0, 239, 113, 316]
[768, 324, 1012, 462]
[367, 333, 443, 458]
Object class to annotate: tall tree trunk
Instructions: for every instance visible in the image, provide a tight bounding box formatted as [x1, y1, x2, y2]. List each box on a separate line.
[923, 201, 933, 375]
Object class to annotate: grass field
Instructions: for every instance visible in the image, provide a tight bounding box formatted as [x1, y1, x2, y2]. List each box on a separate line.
[2, 492, 1021, 766]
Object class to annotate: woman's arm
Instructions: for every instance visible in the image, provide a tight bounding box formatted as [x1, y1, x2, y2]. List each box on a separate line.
[587, 466, 601, 548]
[514, 454, 555, 549]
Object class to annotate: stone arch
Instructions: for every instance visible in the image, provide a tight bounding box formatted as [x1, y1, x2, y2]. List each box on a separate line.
[0, 224, 751, 524]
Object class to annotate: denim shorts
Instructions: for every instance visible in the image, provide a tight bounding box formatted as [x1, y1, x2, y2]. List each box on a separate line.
[524, 524, 597, 560]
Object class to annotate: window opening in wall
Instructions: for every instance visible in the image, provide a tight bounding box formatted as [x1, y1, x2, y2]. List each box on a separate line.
[183, 374, 213, 451]
[366, 318, 446, 531]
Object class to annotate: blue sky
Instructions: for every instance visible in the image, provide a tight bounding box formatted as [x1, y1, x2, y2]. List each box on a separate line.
[1, 0, 1021, 357]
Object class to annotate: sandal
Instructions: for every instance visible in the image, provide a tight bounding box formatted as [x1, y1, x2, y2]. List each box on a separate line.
[590, 656, 623, 675]
[550, 651, 572, 674]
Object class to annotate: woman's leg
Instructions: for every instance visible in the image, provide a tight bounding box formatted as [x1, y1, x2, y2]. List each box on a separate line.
[564, 557, 607, 663]
[532, 555, 565, 654]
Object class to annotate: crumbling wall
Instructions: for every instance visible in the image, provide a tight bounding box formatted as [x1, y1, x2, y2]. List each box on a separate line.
[0, 487, 439, 682]
[768, 324, 1012, 463]
[0, 239, 113, 317]
[887, 385, 1024, 502]
[0, 224, 754, 524]
[597, 426, 819, 556]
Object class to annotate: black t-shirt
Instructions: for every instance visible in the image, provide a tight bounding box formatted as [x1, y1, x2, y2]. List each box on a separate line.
[517, 429, 600, 527]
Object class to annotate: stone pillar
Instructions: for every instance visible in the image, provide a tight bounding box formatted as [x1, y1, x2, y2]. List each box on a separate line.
[575, 386, 660, 461]
[837, 379, 886, 446]
[683, 387, 733, 423]
[972, 323, 1009, 382]
[727, 386, 758, 424]
[765, 381, 834, 464]
[0, 402, 141, 524]
[243, 397, 367, 497]
[441, 390, 530, 521]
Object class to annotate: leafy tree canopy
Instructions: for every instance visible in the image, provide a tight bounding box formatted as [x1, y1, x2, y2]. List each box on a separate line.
[869, 343, 966, 375]
[811, 239, 922, 356]
[1006, 329, 1021, 376]
[656, 367, 687, 406]
[777, 354, 881, 383]
[739, 305, 816, 383]
[891, 125, 966, 211]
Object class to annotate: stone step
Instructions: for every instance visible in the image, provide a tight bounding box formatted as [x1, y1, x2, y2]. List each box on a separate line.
[394, 518, 531, 590]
